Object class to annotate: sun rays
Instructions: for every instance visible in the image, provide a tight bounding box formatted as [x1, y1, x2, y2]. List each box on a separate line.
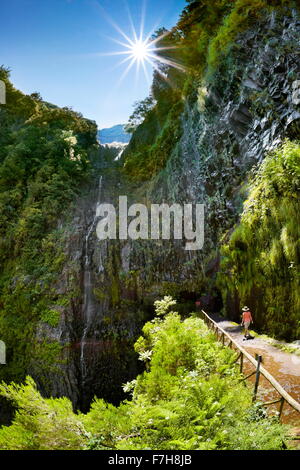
[95, 0, 185, 87]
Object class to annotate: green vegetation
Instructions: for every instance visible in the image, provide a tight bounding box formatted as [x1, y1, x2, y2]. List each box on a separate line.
[0, 377, 86, 450]
[125, 97, 156, 134]
[0, 298, 288, 450]
[177, 0, 294, 76]
[123, 100, 184, 181]
[0, 66, 98, 383]
[218, 141, 300, 340]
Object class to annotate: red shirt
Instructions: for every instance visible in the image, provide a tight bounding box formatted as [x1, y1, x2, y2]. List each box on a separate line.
[243, 311, 253, 323]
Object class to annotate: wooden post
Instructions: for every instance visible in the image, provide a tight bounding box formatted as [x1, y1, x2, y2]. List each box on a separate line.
[253, 355, 262, 402]
[222, 333, 225, 346]
[279, 397, 285, 420]
[240, 353, 244, 373]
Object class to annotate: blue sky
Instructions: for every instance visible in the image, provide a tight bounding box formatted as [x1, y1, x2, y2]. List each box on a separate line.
[0, 0, 186, 128]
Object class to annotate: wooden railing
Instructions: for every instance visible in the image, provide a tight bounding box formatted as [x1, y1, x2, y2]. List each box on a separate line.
[201, 310, 300, 421]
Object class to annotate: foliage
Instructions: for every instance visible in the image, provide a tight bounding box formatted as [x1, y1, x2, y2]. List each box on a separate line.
[123, 100, 184, 181]
[154, 296, 177, 316]
[125, 97, 156, 134]
[0, 298, 288, 450]
[177, 0, 294, 77]
[0, 377, 87, 450]
[206, 0, 292, 76]
[0, 68, 98, 383]
[85, 299, 288, 451]
[218, 141, 300, 340]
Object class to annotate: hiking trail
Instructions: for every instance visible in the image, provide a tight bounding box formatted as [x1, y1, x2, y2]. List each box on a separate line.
[210, 313, 300, 427]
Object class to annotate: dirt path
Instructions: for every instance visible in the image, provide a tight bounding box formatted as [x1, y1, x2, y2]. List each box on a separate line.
[210, 314, 300, 426]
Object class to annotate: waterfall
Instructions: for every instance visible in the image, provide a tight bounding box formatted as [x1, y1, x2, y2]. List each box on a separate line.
[80, 176, 103, 385]
[115, 148, 124, 161]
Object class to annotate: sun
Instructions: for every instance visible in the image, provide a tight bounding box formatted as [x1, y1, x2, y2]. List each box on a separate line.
[97, 1, 185, 85]
[109, 32, 184, 86]
[129, 39, 151, 61]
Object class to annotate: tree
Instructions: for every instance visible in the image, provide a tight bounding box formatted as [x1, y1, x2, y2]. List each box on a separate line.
[125, 96, 155, 133]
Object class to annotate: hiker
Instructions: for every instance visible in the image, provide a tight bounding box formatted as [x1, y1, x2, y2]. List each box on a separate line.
[241, 306, 253, 340]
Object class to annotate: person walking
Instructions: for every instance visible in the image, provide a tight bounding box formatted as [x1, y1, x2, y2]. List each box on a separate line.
[241, 306, 253, 340]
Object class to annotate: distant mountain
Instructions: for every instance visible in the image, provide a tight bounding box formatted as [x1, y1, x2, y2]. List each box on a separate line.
[98, 124, 131, 144]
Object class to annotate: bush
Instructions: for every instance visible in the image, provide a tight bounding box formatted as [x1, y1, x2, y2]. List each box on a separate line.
[0, 377, 87, 450]
[0, 298, 288, 450]
[84, 298, 288, 450]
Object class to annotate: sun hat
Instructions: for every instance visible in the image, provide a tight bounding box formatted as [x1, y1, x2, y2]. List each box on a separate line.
[242, 306, 250, 311]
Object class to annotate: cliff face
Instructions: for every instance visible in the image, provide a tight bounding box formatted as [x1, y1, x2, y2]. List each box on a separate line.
[120, 9, 300, 311]
[142, 9, 300, 318]
[6, 10, 300, 413]
[30, 166, 147, 411]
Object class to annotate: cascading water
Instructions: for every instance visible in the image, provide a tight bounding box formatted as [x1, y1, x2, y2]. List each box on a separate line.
[76, 170, 147, 411]
[80, 176, 103, 387]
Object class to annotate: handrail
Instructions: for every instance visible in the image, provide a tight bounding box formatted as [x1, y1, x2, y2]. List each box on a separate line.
[201, 310, 300, 416]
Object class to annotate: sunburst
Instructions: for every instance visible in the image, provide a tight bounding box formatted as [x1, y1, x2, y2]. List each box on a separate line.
[96, 1, 185, 85]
